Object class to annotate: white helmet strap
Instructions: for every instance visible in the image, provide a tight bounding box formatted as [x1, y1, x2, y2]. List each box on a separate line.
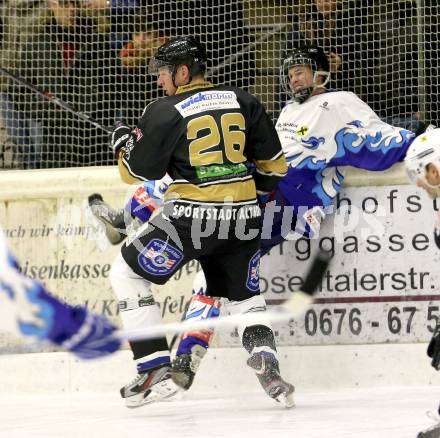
[312, 70, 330, 90]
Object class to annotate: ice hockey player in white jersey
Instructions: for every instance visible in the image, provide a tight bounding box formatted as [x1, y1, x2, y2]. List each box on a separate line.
[405, 128, 440, 438]
[0, 225, 121, 359]
[273, 43, 417, 242]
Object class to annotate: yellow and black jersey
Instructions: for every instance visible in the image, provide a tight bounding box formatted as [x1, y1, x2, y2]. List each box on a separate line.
[118, 81, 287, 205]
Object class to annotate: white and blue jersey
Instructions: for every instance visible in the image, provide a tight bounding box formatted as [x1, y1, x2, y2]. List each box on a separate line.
[272, 90, 414, 242]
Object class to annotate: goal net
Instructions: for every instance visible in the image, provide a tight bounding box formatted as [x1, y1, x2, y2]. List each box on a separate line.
[0, 0, 437, 169]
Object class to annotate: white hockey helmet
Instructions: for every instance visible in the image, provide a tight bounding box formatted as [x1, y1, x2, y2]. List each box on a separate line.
[404, 128, 440, 194]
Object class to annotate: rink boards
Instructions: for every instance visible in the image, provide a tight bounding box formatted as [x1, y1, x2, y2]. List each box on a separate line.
[0, 164, 439, 352]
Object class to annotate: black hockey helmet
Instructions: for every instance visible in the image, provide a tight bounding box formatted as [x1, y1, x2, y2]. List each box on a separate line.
[149, 36, 207, 82]
[280, 44, 330, 104]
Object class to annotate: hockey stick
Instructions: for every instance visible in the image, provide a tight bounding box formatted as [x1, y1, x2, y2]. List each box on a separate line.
[118, 250, 331, 343]
[0, 67, 112, 133]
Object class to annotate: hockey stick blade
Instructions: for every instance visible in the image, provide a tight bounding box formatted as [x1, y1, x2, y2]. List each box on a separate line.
[118, 250, 331, 343]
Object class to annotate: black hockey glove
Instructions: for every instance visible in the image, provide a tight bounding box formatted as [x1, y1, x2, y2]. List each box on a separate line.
[427, 322, 440, 370]
[110, 122, 131, 156]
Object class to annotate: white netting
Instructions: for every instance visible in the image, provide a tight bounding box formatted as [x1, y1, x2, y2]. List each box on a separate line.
[0, 0, 437, 169]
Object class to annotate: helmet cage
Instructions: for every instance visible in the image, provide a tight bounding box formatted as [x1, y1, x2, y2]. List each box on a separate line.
[280, 52, 330, 104]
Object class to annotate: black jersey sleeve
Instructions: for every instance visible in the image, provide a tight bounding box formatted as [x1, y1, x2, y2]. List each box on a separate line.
[119, 100, 182, 181]
[246, 99, 287, 193]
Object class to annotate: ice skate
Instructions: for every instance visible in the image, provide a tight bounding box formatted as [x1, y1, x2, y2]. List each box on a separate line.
[418, 410, 440, 438]
[87, 194, 126, 245]
[247, 351, 295, 408]
[418, 422, 440, 438]
[171, 344, 207, 390]
[120, 364, 181, 408]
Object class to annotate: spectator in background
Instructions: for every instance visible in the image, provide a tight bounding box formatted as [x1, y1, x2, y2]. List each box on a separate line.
[425, 0, 439, 127]
[83, 0, 139, 51]
[116, 26, 168, 125]
[356, 0, 421, 132]
[279, 0, 424, 133]
[82, 1, 168, 124]
[15, 0, 118, 168]
[0, 0, 47, 169]
[84, 1, 256, 121]
[150, 1, 256, 92]
[278, 0, 356, 112]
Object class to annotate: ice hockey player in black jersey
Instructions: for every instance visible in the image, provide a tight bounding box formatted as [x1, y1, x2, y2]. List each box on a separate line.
[109, 36, 293, 408]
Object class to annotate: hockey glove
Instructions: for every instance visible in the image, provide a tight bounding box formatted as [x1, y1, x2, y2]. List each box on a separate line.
[110, 122, 131, 156]
[29, 280, 121, 359]
[427, 322, 440, 370]
[23, 281, 121, 360]
[1, 261, 121, 360]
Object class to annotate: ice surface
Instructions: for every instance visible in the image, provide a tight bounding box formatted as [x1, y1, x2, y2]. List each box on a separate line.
[0, 386, 439, 438]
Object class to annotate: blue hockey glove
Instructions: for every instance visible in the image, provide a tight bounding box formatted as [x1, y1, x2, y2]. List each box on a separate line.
[0, 224, 121, 360]
[59, 306, 121, 360]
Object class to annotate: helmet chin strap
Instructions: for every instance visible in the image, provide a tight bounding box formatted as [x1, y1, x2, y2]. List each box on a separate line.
[293, 70, 330, 104]
[314, 70, 330, 88]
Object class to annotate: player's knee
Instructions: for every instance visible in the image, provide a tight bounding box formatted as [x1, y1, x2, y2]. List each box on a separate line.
[225, 295, 274, 341]
[118, 292, 160, 330]
[225, 294, 267, 315]
[110, 253, 160, 329]
[185, 294, 221, 321]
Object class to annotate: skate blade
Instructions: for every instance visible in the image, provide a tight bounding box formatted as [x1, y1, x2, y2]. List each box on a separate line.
[171, 371, 192, 390]
[125, 379, 181, 408]
[417, 424, 440, 438]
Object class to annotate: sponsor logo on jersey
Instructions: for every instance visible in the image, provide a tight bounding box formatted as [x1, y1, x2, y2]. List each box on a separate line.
[246, 250, 261, 292]
[319, 101, 329, 110]
[175, 90, 240, 117]
[137, 239, 183, 276]
[196, 163, 247, 180]
[297, 126, 308, 136]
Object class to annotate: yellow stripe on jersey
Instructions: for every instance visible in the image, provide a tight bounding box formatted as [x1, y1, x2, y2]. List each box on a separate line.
[118, 157, 144, 184]
[176, 81, 214, 94]
[254, 153, 288, 176]
[165, 179, 257, 203]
